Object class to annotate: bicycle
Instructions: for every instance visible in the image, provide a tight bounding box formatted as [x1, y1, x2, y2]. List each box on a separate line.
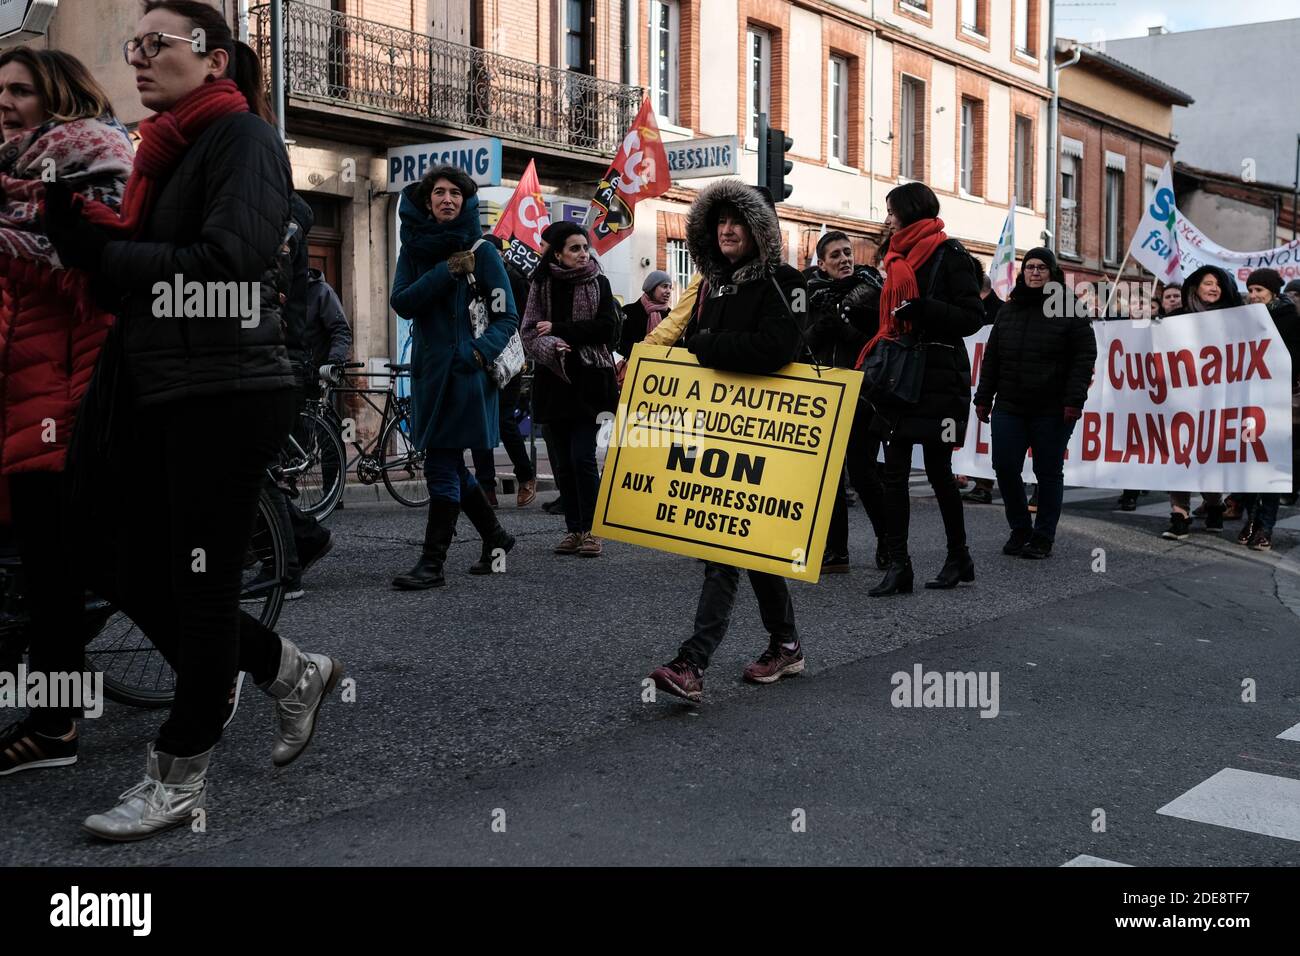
[1, 485, 287, 709]
[296, 361, 429, 512]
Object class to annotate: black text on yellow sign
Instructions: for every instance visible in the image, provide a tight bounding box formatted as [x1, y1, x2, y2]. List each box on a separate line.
[593, 344, 862, 582]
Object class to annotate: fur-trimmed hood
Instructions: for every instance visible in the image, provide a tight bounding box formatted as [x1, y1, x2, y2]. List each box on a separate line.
[686, 178, 783, 285]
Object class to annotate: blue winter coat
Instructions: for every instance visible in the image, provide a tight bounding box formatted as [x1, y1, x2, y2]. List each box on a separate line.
[390, 188, 518, 451]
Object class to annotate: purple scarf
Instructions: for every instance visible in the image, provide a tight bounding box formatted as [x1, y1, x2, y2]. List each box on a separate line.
[521, 258, 613, 382]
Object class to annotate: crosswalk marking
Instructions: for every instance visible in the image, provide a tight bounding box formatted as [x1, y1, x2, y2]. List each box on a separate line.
[1062, 854, 1132, 867]
[1156, 768, 1300, 843]
[1276, 722, 1300, 742]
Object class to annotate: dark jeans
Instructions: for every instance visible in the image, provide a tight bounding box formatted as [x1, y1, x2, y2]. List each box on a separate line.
[991, 411, 1076, 541]
[826, 400, 885, 556]
[8, 472, 85, 731]
[83, 391, 296, 757]
[542, 423, 571, 503]
[881, 439, 966, 558]
[423, 448, 480, 504]
[547, 419, 600, 533]
[1241, 493, 1280, 533]
[678, 562, 797, 670]
[471, 375, 535, 489]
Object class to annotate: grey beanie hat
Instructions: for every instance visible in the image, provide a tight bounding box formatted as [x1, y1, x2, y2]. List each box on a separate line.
[642, 270, 672, 294]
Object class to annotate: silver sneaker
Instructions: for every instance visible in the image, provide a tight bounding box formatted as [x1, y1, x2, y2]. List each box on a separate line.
[82, 744, 210, 842]
[259, 639, 341, 767]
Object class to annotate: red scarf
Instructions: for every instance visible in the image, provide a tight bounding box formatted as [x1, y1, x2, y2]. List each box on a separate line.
[857, 217, 947, 367]
[75, 79, 249, 236]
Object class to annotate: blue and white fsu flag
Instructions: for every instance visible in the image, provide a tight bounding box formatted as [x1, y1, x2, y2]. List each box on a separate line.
[1127, 162, 1181, 283]
[990, 206, 1016, 301]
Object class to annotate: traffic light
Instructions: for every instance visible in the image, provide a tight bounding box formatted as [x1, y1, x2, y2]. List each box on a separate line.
[756, 113, 794, 203]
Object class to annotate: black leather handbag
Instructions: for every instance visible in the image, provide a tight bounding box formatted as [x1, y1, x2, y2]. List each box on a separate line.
[858, 330, 927, 406]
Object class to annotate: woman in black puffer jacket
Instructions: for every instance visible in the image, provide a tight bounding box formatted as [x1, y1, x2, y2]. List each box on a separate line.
[861, 182, 985, 596]
[43, 0, 339, 842]
[973, 248, 1097, 559]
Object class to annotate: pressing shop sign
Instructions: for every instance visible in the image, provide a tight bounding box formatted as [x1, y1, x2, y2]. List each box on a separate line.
[387, 137, 503, 192]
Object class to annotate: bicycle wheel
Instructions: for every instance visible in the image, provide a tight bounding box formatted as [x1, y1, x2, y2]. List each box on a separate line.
[379, 405, 430, 507]
[282, 408, 346, 521]
[85, 487, 288, 708]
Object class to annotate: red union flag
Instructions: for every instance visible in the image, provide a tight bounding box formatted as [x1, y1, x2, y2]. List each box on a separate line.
[492, 159, 552, 276]
[588, 98, 671, 255]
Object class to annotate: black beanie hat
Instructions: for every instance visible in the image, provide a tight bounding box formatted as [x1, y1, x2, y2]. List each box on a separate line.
[1246, 268, 1283, 296]
[1022, 246, 1057, 273]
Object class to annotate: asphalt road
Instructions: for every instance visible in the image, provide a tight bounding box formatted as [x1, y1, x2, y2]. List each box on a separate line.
[4, 483, 1299, 866]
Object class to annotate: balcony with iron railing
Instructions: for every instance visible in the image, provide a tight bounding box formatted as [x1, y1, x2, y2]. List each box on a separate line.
[249, 1, 644, 157]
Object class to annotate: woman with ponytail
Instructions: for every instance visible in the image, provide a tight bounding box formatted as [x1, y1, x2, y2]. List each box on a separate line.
[859, 182, 985, 596]
[0, 48, 133, 776]
[40, 0, 341, 842]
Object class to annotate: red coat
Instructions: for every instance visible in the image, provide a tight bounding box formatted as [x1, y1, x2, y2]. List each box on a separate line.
[0, 255, 113, 476]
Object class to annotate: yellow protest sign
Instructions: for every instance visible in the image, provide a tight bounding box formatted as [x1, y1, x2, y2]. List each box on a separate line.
[593, 343, 862, 582]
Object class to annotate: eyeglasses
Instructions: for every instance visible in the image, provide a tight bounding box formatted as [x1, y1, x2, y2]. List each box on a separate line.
[1023, 263, 1050, 272]
[123, 32, 194, 64]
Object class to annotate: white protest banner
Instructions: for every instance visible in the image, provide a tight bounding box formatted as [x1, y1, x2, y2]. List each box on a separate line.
[1174, 214, 1300, 289]
[1127, 163, 1181, 284]
[948, 304, 1292, 492]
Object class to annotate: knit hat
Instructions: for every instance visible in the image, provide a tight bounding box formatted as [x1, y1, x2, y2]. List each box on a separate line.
[642, 270, 671, 294]
[1246, 268, 1283, 296]
[1022, 246, 1057, 273]
[1284, 279, 1300, 295]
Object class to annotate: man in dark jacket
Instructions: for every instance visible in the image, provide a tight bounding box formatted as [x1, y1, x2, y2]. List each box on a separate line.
[304, 268, 353, 388]
[648, 179, 805, 704]
[806, 231, 888, 572]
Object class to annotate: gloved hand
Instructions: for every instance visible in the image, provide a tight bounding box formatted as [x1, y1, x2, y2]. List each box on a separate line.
[975, 405, 991, 424]
[448, 250, 476, 276]
[42, 181, 112, 272]
[687, 329, 712, 358]
[1064, 406, 1082, 423]
[319, 363, 343, 385]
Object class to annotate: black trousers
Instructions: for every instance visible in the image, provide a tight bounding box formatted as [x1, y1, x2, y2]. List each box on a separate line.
[471, 375, 535, 488]
[881, 439, 967, 558]
[82, 391, 296, 757]
[546, 418, 600, 533]
[826, 400, 885, 556]
[9, 471, 86, 731]
[678, 563, 797, 670]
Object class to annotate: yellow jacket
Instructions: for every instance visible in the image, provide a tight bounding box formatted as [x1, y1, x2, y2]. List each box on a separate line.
[643, 272, 701, 347]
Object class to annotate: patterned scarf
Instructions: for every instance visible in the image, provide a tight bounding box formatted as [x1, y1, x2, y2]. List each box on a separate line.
[521, 258, 612, 382]
[0, 116, 133, 266]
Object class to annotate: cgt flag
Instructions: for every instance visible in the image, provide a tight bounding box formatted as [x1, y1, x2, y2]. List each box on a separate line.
[491, 159, 551, 277]
[1128, 162, 1181, 284]
[989, 205, 1016, 301]
[588, 98, 671, 256]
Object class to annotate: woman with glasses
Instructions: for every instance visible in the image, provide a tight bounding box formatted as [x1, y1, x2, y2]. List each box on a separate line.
[0, 48, 133, 776]
[974, 249, 1097, 559]
[40, 0, 340, 842]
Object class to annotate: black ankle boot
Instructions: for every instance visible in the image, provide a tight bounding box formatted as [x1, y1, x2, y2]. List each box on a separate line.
[868, 558, 914, 596]
[461, 485, 516, 575]
[873, 539, 890, 570]
[392, 499, 458, 589]
[925, 547, 975, 589]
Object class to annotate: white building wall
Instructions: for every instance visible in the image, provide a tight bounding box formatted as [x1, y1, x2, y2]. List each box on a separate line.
[930, 61, 957, 193]
[788, 6, 824, 162]
[698, 1, 739, 137]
